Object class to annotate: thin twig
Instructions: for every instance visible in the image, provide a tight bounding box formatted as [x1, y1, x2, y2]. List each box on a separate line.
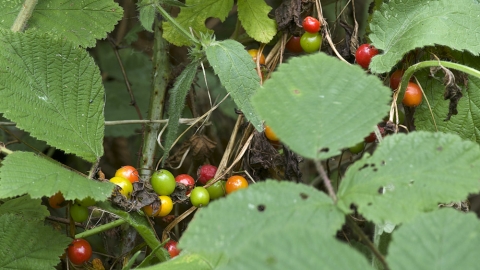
[314, 160, 337, 202]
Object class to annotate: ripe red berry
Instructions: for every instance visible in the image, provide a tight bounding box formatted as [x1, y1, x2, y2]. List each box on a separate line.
[355, 44, 379, 69]
[175, 174, 195, 195]
[164, 240, 181, 258]
[68, 239, 92, 265]
[302, 16, 321, 33]
[197, 164, 217, 185]
[389, 69, 404, 90]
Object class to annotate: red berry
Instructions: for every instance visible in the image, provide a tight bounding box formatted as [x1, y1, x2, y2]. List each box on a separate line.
[197, 164, 217, 185]
[355, 44, 379, 69]
[389, 69, 404, 90]
[302, 16, 321, 33]
[175, 174, 195, 195]
[286, 36, 303, 53]
[164, 240, 181, 258]
[68, 239, 92, 265]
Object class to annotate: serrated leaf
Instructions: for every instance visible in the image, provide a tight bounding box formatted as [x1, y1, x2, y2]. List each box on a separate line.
[180, 181, 345, 258]
[162, 60, 200, 162]
[237, 0, 277, 43]
[98, 201, 168, 262]
[369, 0, 480, 73]
[206, 40, 263, 130]
[0, 195, 49, 221]
[0, 214, 71, 269]
[0, 0, 123, 48]
[138, 0, 156, 32]
[0, 152, 113, 201]
[96, 43, 152, 137]
[415, 53, 480, 143]
[139, 252, 227, 270]
[222, 230, 374, 270]
[163, 0, 233, 46]
[0, 30, 105, 161]
[387, 209, 480, 270]
[336, 132, 480, 224]
[252, 53, 391, 160]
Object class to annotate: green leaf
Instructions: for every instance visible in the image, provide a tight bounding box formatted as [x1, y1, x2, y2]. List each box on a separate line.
[0, 195, 49, 221]
[237, 0, 277, 44]
[206, 40, 263, 130]
[163, 0, 234, 46]
[0, 0, 123, 48]
[369, 0, 480, 73]
[139, 252, 227, 270]
[0, 214, 71, 269]
[138, 0, 156, 32]
[95, 43, 152, 137]
[98, 201, 168, 262]
[387, 209, 480, 270]
[336, 132, 480, 224]
[179, 181, 345, 264]
[252, 53, 391, 160]
[0, 30, 105, 161]
[0, 152, 114, 201]
[415, 53, 480, 143]
[162, 60, 200, 162]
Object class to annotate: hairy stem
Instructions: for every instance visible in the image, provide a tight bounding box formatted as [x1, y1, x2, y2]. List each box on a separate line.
[156, 4, 199, 45]
[74, 218, 127, 239]
[11, 0, 38, 32]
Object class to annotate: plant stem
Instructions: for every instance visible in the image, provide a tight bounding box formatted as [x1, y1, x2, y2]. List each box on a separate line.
[156, 4, 200, 45]
[75, 218, 127, 239]
[140, 17, 171, 178]
[314, 160, 337, 202]
[400, 60, 480, 95]
[0, 145, 13, 155]
[346, 216, 390, 270]
[11, 0, 38, 32]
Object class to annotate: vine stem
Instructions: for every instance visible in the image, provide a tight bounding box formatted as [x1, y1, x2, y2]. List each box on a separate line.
[11, 0, 38, 32]
[314, 160, 337, 202]
[74, 218, 127, 239]
[155, 4, 200, 45]
[346, 216, 390, 270]
[0, 144, 13, 155]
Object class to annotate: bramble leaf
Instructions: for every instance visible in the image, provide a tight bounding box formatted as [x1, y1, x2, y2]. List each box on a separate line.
[252, 53, 391, 160]
[137, 0, 155, 32]
[336, 132, 480, 224]
[369, 0, 480, 73]
[0, 152, 113, 201]
[140, 253, 227, 270]
[163, 0, 233, 46]
[0, 195, 49, 221]
[0, 30, 105, 161]
[179, 181, 347, 268]
[206, 40, 263, 130]
[387, 209, 480, 270]
[237, 0, 277, 44]
[0, 0, 123, 48]
[0, 214, 71, 269]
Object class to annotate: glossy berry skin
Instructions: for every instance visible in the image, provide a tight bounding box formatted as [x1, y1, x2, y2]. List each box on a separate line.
[225, 175, 249, 194]
[300, 32, 322, 53]
[175, 174, 195, 195]
[302, 16, 321, 33]
[109, 176, 133, 198]
[70, 203, 89, 223]
[389, 69, 404, 90]
[68, 239, 92, 265]
[402, 82, 423, 107]
[349, 142, 365, 154]
[248, 49, 266, 65]
[115, 165, 139, 183]
[286, 36, 303, 53]
[158, 195, 173, 217]
[197, 165, 217, 185]
[355, 44, 379, 69]
[48, 192, 65, 209]
[264, 125, 279, 141]
[151, 169, 176, 196]
[206, 179, 226, 200]
[164, 240, 180, 258]
[190, 187, 210, 207]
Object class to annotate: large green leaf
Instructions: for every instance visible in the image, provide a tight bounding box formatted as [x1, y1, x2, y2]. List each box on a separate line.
[0, 152, 114, 201]
[369, 0, 480, 73]
[415, 53, 480, 143]
[206, 40, 263, 130]
[0, 30, 105, 161]
[237, 0, 277, 44]
[0, 214, 71, 269]
[252, 53, 391, 160]
[179, 181, 346, 268]
[162, 60, 200, 161]
[0, 195, 49, 221]
[336, 132, 480, 224]
[387, 209, 480, 270]
[0, 0, 123, 48]
[163, 0, 233, 46]
[139, 253, 227, 270]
